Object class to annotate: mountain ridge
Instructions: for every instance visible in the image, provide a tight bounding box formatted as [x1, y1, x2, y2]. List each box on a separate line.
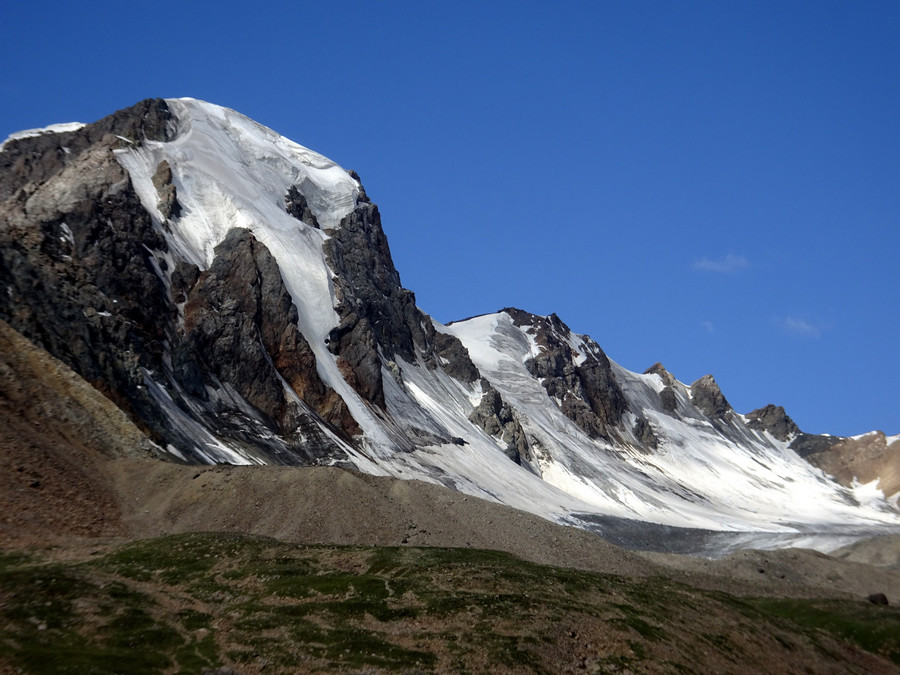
[1, 97, 897, 552]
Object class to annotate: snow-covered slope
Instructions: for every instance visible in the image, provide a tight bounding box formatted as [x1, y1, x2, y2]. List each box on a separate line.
[439, 312, 898, 533]
[2, 97, 898, 553]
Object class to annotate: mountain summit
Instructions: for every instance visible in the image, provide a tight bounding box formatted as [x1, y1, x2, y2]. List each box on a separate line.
[1, 98, 897, 550]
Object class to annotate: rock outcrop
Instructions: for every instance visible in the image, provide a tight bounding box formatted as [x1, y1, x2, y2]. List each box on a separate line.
[151, 159, 180, 219]
[284, 185, 320, 228]
[645, 362, 677, 387]
[0, 117, 175, 447]
[505, 308, 626, 439]
[0, 98, 172, 201]
[800, 432, 900, 504]
[176, 228, 357, 440]
[690, 375, 731, 419]
[319, 177, 478, 410]
[0, 100, 351, 464]
[469, 383, 531, 465]
[746, 404, 800, 441]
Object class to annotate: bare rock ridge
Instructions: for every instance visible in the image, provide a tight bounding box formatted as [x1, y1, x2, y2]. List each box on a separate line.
[690, 374, 732, 419]
[644, 363, 679, 414]
[505, 308, 626, 440]
[320, 194, 478, 410]
[746, 404, 800, 442]
[469, 383, 532, 465]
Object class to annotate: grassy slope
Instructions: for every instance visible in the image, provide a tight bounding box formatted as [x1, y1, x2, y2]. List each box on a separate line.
[1, 533, 899, 674]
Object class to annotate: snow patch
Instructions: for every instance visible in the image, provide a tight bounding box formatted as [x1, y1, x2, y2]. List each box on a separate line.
[850, 477, 890, 510]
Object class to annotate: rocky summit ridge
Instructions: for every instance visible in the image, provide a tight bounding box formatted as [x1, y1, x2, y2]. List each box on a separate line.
[1, 98, 898, 550]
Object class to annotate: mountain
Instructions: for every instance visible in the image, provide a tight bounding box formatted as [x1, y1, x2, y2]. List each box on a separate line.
[1, 97, 897, 553]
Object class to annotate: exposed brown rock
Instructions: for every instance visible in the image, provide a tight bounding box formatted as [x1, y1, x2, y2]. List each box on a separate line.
[178, 227, 358, 439]
[802, 431, 900, 501]
[644, 362, 677, 387]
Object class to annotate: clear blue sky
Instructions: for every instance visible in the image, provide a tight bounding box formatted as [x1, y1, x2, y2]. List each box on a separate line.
[2, 1, 898, 436]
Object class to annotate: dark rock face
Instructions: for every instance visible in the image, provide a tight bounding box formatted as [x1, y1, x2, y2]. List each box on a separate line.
[690, 375, 731, 419]
[176, 228, 358, 439]
[790, 433, 842, 458]
[170, 260, 200, 305]
[659, 387, 678, 414]
[469, 383, 530, 464]
[746, 404, 800, 441]
[151, 160, 181, 219]
[347, 170, 370, 203]
[432, 331, 480, 382]
[505, 308, 626, 440]
[632, 417, 658, 449]
[321, 179, 478, 409]
[324, 200, 417, 357]
[284, 185, 320, 228]
[0, 98, 173, 202]
[327, 313, 384, 408]
[0, 129, 174, 444]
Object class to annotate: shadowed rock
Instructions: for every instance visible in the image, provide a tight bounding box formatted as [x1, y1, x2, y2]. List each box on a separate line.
[659, 386, 678, 414]
[690, 375, 731, 419]
[504, 308, 626, 440]
[469, 383, 531, 464]
[151, 160, 181, 219]
[746, 404, 800, 441]
[178, 227, 358, 441]
[322, 177, 478, 409]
